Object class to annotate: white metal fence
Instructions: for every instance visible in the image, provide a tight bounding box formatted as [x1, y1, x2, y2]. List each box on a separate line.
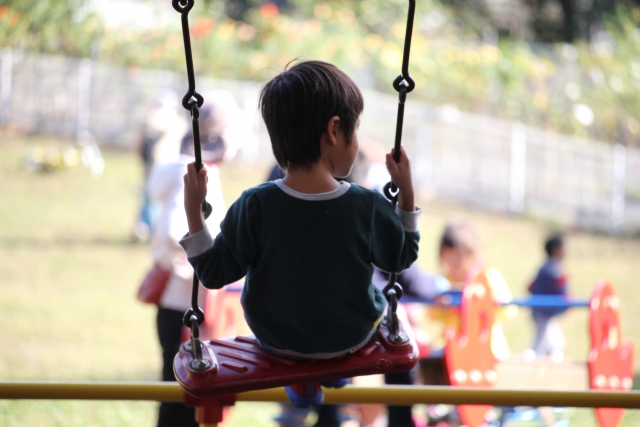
[1, 48, 639, 234]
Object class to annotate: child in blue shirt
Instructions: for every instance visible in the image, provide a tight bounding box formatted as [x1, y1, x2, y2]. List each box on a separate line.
[528, 233, 568, 359]
[180, 60, 421, 404]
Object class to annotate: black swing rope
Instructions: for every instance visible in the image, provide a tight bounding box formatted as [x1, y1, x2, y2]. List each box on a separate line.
[173, 0, 416, 361]
[382, 0, 416, 344]
[173, 0, 212, 370]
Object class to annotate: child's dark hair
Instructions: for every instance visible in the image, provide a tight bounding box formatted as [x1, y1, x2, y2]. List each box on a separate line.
[259, 60, 364, 170]
[439, 219, 480, 255]
[544, 234, 564, 257]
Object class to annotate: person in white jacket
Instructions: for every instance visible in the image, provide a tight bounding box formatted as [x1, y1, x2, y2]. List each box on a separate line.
[147, 102, 228, 427]
[134, 88, 188, 241]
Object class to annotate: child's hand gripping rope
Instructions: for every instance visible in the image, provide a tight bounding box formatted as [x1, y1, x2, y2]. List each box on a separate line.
[184, 162, 209, 236]
[385, 146, 415, 213]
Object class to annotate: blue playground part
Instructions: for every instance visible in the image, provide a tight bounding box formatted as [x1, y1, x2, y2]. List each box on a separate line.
[402, 291, 589, 309]
[230, 286, 589, 309]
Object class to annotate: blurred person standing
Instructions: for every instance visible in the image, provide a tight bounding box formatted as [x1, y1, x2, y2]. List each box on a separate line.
[526, 233, 568, 361]
[134, 88, 187, 241]
[146, 101, 228, 427]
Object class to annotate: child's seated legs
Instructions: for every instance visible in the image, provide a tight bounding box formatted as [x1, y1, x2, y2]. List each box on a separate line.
[285, 379, 350, 408]
[285, 383, 324, 408]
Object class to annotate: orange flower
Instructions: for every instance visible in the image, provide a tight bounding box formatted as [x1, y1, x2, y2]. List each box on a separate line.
[260, 3, 279, 20]
[0, 6, 8, 20]
[192, 17, 214, 38]
[9, 11, 19, 26]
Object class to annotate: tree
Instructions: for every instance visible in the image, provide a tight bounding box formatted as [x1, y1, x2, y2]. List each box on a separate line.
[439, 0, 622, 41]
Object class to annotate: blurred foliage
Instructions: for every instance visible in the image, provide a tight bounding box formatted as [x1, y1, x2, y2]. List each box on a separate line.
[0, 0, 103, 56]
[96, 1, 640, 146]
[440, 0, 620, 42]
[2, 0, 640, 145]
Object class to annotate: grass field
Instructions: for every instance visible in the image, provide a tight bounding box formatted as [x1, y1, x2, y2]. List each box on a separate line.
[0, 132, 639, 426]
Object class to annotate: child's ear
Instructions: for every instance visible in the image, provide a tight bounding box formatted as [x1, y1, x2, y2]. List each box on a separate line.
[325, 116, 341, 146]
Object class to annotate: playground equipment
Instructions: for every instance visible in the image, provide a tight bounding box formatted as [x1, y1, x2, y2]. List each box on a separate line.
[408, 271, 635, 427]
[588, 280, 635, 427]
[168, 0, 422, 423]
[444, 267, 496, 427]
[201, 286, 251, 342]
[194, 276, 637, 427]
[163, 0, 637, 425]
[1, 381, 640, 408]
[181, 290, 419, 400]
[175, 283, 419, 423]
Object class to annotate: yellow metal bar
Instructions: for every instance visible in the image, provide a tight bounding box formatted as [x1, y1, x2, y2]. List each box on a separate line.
[321, 386, 640, 408]
[0, 382, 185, 402]
[0, 382, 639, 409]
[242, 386, 640, 409]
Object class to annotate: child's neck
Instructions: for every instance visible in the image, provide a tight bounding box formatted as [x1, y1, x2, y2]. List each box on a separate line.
[282, 164, 341, 194]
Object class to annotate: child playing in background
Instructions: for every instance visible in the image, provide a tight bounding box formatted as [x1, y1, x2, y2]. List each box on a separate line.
[527, 233, 568, 361]
[180, 60, 421, 407]
[422, 220, 516, 426]
[431, 219, 516, 361]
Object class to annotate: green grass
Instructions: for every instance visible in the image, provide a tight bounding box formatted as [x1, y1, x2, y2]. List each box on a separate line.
[0, 133, 639, 426]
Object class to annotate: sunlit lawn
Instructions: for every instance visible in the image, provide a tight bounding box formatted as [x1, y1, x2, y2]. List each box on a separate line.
[0, 132, 639, 426]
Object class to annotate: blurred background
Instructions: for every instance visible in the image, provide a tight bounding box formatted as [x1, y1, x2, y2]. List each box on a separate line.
[2, 0, 640, 231]
[1, 0, 640, 426]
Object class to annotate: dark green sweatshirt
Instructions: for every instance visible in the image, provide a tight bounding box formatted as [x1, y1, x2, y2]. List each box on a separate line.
[181, 180, 420, 356]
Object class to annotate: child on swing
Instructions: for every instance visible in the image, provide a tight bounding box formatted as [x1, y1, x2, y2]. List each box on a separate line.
[180, 60, 420, 407]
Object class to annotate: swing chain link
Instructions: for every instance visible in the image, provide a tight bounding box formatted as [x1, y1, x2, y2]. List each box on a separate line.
[383, 278, 409, 344]
[172, 0, 205, 114]
[383, 0, 416, 207]
[174, 0, 211, 331]
[185, 314, 211, 371]
[382, 0, 416, 333]
[392, 0, 416, 96]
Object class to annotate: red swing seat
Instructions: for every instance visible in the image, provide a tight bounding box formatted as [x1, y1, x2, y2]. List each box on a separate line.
[174, 321, 419, 399]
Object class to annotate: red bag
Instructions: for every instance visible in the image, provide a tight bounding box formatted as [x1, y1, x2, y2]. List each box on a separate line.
[137, 265, 172, 305]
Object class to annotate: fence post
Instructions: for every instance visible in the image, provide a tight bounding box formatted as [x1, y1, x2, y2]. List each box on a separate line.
[241, 83, 260, 163]
[0, 47, 12, 124]
[76, 58, 92, 140]
[509, 122, 527, 213]
[611, 143, 626, 234]
[414, 107, 433, 189]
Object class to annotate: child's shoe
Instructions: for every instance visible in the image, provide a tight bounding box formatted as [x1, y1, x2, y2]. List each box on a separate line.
[285, 383, 323, 408]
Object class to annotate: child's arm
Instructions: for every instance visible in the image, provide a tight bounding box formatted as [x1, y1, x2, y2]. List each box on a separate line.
[181, 229, 247, 289]
[180, 186, 259, 290]
[554, 272, 569, 295]
[184, 162, 208, 235]
[385, 147, 415, 212]
[370, 193, 420, 274]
